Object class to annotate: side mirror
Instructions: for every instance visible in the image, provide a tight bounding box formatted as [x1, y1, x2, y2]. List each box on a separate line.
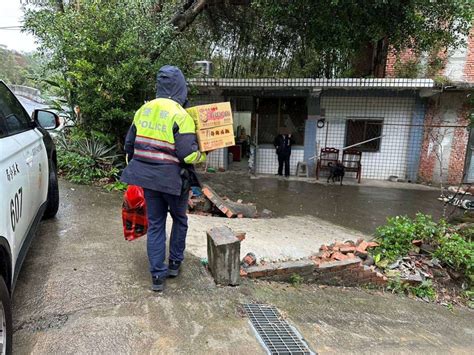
[33, 109, 60, 130]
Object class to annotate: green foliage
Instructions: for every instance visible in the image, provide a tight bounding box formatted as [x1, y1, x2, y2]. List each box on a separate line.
[410, 280, 436, 301]
[393, 59, 421, 79]
[387, 277, 436, 301]
[434, 233, 474, 283]
[0, 46, 44, 87]
[243, 0, 473, 77]
[289, 273, 304, 287]
[58, 150, 107, 184]
[55, 129, 122, 184]
[104, 181, 128, 192]
[374, 213, 446, 262]
[23, 0, 206, 141]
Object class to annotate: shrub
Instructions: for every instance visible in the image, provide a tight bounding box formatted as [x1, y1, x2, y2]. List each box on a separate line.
[434, 233, 474, 283]
[374, 213, 446, 262]
[55, 129, 123, 185]
[58, 150, 107, 184]
[394, 59, 421, 78]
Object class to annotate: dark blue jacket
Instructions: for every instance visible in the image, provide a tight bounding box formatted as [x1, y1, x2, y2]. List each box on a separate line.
[120, 65, 199, 196]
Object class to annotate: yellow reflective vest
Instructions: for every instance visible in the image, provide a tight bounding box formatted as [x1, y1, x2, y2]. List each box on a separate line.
[132, 98, 206, 165]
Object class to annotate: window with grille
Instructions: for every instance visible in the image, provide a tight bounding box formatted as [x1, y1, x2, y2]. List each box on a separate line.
[345, 118, 383, 152]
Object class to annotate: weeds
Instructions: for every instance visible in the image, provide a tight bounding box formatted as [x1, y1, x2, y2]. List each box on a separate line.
[104, 181, 128, 192]
[387, 277, 436, 301]
[373, 213, 446, 263]
[289, 274, 303, 287]
[434, 233, 474, 284]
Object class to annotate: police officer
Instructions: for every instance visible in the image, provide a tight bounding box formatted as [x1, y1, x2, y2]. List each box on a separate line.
[121, 65, 205, 292]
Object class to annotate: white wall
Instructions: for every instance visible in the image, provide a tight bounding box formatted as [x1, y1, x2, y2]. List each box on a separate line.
[444, 32, 469, 82]
[256, 147, 304, 175]
[318, 96, 416, 180]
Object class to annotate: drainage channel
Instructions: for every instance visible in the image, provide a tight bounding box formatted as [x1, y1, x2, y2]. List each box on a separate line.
[243, 303, 316, 355]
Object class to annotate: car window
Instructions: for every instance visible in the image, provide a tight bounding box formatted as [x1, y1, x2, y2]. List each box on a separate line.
[0, 83, 32, 136]
[0, 112, 7, 138]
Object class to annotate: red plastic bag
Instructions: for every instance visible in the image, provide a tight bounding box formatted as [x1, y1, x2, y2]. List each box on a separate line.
[122, 185, 148, 241]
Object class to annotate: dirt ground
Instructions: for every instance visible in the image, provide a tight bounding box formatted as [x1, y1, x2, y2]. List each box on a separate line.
[12, 179, 474, 354]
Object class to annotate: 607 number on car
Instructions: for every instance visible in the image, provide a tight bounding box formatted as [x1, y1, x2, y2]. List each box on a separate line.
[10, 187, 23, 232]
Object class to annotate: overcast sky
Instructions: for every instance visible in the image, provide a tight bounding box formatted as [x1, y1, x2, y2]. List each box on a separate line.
[0, 0, 37, 52]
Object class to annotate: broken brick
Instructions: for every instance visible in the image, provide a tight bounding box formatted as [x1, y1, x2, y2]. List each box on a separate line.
[366, 241, 380, 248]
[332, 252, 348, 261]
[357, 240, 369, 252]
[242, 252, 257, 267]
[235, 232, 246, 241]
[340, 246, 356, 253]
[320, 245, 329, 251]
[412, 239, 422, 246]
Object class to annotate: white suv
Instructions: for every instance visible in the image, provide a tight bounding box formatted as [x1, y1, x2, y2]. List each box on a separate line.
[0, 81, 60, 354]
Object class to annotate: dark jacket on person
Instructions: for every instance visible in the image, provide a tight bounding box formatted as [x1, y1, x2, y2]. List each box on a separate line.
[120, 66, 203, 196]
[274, 134, 294, 156]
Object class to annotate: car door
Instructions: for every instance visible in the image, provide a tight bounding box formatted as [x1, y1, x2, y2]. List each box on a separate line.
[0, 83, 42, 268]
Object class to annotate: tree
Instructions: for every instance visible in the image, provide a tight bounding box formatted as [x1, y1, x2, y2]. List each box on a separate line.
[183, 0, 473, 78]
[23, 0, 206, 141]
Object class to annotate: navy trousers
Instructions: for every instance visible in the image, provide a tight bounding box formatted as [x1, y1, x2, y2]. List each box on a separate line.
[143, 188, 188, 278]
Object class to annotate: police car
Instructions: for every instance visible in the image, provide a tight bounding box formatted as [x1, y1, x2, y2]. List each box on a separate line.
[0, 81, 60, 354]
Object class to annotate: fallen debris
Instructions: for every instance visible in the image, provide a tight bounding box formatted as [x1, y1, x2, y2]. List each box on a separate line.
[311, 239, 379, 265]
[241, 252, 257, 268]
[188, 184, 258, 218]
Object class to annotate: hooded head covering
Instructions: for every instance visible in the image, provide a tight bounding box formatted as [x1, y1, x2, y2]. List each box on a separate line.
[156, 65, 188, 106]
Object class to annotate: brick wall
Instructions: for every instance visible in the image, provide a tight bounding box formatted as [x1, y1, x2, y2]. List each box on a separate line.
[418, 93, 470, 184]
[385, 48, 416, 78]
[448, 104, 470, 183]
[418, 101, 439, 182]
[464, 26, 474, 82]
[244, 258, 387, 288]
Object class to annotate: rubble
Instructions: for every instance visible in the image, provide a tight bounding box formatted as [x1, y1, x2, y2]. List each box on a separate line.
[188, 184, 258, 218]
[310, 239, 379, 265]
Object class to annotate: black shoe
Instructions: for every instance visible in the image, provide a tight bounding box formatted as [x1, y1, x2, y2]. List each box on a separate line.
[168, 260, 181, 278]
[152, 276, 165, 292]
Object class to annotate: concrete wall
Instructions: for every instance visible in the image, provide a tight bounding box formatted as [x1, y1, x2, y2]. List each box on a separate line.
[318, 95, 417, 180]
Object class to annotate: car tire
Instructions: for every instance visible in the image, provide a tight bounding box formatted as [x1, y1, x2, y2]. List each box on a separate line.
[43, 161, 59, 219]
[0, 276, 12, 355]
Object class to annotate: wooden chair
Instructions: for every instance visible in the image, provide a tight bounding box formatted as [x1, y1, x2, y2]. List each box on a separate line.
[316, 147, 339, 180]
[342, 149, 362, 183]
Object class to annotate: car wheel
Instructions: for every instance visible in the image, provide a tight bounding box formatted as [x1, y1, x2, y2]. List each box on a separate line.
[0, 276, 12, 355]
[43, 161, 59, 219]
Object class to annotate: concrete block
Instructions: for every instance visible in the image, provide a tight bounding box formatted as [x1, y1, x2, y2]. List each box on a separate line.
[207, 226, 240, 285]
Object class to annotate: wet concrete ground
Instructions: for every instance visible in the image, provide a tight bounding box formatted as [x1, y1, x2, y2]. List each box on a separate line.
[202, 172, 447, 235]
[12, 180, 474, 353]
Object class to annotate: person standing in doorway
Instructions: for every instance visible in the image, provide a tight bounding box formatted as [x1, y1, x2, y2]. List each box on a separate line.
[274, 128, 294, 177]
[121, 65, 206, 292]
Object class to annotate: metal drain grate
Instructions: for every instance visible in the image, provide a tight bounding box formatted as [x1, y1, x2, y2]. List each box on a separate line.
[243, 304, 316, 355]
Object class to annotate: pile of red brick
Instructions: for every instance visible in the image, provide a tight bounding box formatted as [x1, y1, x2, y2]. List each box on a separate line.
[311, 239, 379, 265]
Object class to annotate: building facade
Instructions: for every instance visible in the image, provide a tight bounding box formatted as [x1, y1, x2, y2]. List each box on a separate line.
[189, 78, 472, 184]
